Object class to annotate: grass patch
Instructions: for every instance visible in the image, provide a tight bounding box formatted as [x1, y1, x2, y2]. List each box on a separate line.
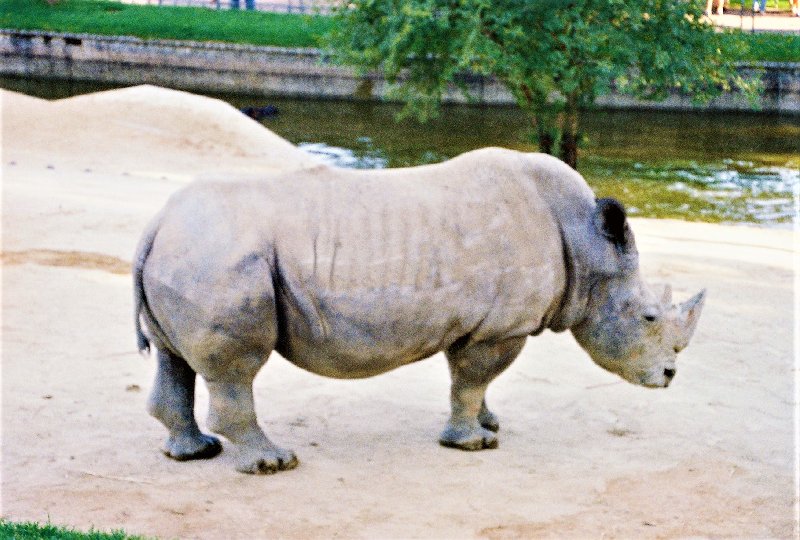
[727, 0, 794, 10]
[0, 520, 148, 540]
[0, 0, 333, 47]
[721, 31, 800, 63]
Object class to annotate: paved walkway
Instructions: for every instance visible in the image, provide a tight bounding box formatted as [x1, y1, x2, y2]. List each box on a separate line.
[707, 11, 800, 33]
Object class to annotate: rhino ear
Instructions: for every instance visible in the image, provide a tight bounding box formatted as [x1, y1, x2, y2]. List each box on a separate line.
[594, 198, 631, 251]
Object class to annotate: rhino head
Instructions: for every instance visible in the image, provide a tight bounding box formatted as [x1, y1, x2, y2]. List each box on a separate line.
[569, 199, 706, 388]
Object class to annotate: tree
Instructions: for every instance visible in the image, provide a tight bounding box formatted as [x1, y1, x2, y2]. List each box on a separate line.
[328, 0, 758, 168]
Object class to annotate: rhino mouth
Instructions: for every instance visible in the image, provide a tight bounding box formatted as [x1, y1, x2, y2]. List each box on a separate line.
[638, 371, 672, 388]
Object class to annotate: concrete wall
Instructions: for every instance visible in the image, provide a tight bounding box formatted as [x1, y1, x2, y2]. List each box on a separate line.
[2, 28, 798, 113]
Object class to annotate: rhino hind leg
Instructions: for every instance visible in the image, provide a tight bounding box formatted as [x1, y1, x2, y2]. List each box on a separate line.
[206, 378, 298, 474]
[439, 337, 526, 451]
[148, 349, 222, 461]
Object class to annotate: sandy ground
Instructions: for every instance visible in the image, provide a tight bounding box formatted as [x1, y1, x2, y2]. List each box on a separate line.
[1, 85, 797, 539]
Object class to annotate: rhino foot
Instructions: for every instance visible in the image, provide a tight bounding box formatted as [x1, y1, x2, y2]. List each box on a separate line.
[163, 433, 222, 461]
[478, 407, 500, 433]
[439, 425, 498, 451]
[235, 447, 299, 475]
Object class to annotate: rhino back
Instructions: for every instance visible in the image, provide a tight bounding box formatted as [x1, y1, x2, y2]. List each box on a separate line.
[143, 149, 575, 378]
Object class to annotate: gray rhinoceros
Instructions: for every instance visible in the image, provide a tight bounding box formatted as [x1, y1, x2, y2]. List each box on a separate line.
[133, 148, 705, 474]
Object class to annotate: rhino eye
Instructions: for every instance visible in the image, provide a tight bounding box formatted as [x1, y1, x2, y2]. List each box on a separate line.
[644, 314, 657, 322]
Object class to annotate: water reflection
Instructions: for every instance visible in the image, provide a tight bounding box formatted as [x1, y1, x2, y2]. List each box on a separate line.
[297, 137, 798, 226]
[299, 139, 388, 169]
[273, 100, 799, 227]
[2, 76, 797, 226]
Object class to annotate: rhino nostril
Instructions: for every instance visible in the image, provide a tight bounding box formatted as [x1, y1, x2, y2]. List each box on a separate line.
[664, 368, 676, 379]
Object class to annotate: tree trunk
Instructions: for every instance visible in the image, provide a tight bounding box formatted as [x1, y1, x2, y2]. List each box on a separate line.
[559, 98, 579, 169]
[538, 128, 555, 156]
[532, 112, 556, 156]
[521, 86, 560, 158]
[560, 130, 578, 169]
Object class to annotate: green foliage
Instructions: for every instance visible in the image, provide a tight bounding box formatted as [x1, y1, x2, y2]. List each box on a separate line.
[328, 0, 762, 166]
[0, 520, 147, 540]
[0, 0, 333, 47]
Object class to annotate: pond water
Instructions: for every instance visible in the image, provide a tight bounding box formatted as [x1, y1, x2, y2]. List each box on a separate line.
[3, 76, 798, 227]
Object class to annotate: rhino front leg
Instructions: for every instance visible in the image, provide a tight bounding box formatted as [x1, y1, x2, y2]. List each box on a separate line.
[478, 399, 500, 432]
[440, 337, 526, 450]
[206, 378, 298, 474]
[148, 350, 222, 461]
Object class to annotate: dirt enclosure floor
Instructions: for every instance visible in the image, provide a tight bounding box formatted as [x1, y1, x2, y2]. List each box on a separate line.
[1, 86, 797, 539]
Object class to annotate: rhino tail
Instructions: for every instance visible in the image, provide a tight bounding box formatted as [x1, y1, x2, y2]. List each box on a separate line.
[133, 211, 169, 355]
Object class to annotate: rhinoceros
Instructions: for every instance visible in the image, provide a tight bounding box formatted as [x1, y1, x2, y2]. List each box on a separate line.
[133, 148, 705, 475]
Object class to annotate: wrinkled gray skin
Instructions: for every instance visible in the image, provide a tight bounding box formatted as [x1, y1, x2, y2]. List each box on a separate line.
[133, 149, 705, 475]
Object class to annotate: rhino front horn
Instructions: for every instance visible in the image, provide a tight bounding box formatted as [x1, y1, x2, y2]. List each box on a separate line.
[675, 289, 706, 352]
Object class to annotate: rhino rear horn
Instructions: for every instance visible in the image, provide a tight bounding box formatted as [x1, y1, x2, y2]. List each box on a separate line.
[594, 198, 632, 252]
[675, 289, 706, 352]
[661, 284, 673, 305]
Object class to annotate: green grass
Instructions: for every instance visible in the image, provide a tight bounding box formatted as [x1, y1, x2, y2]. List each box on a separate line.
[728, 0, 793, 10]
[0, 520, 147, 540]
[0, 0, 333, 47]
[724, 0, 793, 9]
[721, 31, 800, 63]
[0, 0, 797, 61]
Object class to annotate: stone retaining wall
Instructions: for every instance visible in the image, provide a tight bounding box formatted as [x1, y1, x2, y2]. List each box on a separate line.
[2, 29, 798, 113]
